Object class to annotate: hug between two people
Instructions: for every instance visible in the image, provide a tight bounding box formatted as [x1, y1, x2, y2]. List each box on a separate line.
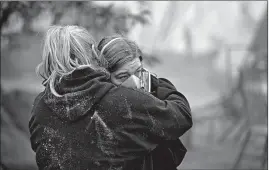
[29, 25, 192, 170]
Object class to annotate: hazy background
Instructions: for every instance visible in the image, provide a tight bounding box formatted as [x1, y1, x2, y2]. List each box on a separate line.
[1, 1, 267, 170]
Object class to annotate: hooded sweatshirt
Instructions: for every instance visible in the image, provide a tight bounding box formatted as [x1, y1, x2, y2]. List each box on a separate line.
[29, 67, 192, 170]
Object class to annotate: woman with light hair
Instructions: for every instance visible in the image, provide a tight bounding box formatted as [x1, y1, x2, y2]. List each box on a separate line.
[35, 25, 108, 95]
[29, 25, 192, 170]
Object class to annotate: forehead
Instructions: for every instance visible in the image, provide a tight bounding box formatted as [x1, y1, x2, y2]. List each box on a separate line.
[113, 58, 141, 74]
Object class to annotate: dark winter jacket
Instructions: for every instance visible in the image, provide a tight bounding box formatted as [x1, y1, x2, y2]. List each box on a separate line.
[143, 76, 188, 170]
[29, 67, 192, 170]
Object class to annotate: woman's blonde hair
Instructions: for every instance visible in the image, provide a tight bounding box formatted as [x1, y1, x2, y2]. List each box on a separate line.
[36, 25, 101, 97]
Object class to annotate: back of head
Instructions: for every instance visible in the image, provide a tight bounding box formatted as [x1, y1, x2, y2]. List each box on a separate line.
[97, 35, 142, 72]
[36, 25, 100, 97]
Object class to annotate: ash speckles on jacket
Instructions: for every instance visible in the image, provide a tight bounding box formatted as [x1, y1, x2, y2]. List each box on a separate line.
[29, 67, 192, 170]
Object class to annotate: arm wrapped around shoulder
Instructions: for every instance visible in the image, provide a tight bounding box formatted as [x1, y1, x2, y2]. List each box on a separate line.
[151, 76, 180, 100]
[103, 86, 192, 146]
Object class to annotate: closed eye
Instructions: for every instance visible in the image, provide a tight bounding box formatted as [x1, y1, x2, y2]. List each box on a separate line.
[119, 75, 129, 80]
[116, 74, 130, 80]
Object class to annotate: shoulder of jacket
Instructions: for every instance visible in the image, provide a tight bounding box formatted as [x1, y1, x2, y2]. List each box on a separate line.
[107, 86, 157, 100]
[34, 91, 46, 104]
[31, 90, 48, 115]
[98, 86, 158, 109]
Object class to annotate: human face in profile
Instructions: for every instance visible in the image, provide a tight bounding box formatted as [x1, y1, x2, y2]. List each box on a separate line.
[110, 57, 142, 86]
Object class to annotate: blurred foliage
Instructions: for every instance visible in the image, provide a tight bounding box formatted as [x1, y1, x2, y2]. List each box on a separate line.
[1, 1, 162, 67]
[1, 1, 46, 32]
[1, 1, 151, 40]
